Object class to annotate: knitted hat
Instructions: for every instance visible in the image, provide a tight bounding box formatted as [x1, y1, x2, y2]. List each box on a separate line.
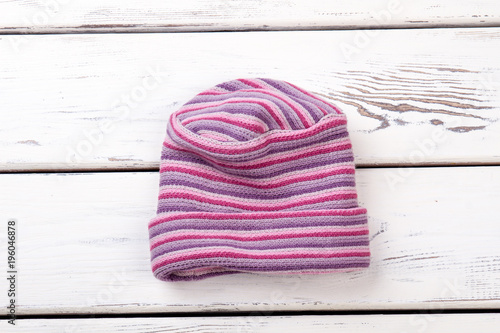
[149, 78, 370, 281]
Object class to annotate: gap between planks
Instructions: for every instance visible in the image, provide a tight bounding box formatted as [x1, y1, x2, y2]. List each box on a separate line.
[2, 162, 500, 174]
[3, 23, 500, 35]
[8, 308, 500, 320]
[1, 0, 500, 34]
[4, 313, 500, 333]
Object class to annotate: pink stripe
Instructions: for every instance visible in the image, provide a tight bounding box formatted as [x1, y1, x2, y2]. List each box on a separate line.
[166, 247, 368, 263]
[237, 79, 315, 128]
[149, 208, 367, 228]
[151, 227, 368, 249]
[285, 81, 343, 114]
[198, 131, 234, 142]
[173, 266, 228, 277]
[182, 113, 267, 134]
[158, 189, 357, 211]
[159, 164, 354, 190]
[153, 248, 370, 270]
[177, 98, 289, 130]
[198, 90, 227, 95]
[153, 221, 367, 240]
[238, 78, 264, 88]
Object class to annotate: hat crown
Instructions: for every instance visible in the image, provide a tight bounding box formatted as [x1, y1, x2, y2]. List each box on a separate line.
[172, 78, 343, 144]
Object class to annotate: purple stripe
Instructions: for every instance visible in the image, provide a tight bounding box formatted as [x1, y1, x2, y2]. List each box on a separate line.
[180, 100, 282, 130]
[216, 80, 248, 92]
[183, 89, 319, 130]
[158, 172, 354, 198]
[156, 198, 358, 214]
[288, 96, 324, 122]
[186, 121, 257, 141]
[281, 199, 359, 211]
[260, 78, 340, 115]
[158, 270, 238, 282]
[159, 168, 354, 187]
[149, 213, 367, 238]
[154, 257, 370, 281]
[150, 237, 369, 260]
[199, 79, 327, 122]
[159, 178, 355, 200]
[161, 148, 355, 179]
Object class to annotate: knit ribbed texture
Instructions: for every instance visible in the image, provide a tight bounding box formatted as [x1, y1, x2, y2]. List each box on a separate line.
[149, 78, 370, 281]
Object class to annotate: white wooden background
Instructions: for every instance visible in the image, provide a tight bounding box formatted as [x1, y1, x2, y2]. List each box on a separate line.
[1, 0, 500, 33]
[9, 314, 500, 332]
[1, 1, 500, 332]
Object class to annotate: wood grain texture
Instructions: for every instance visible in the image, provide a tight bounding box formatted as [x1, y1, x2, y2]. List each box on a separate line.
[1, 166, 499, 315]
[1, 28, 500, 171]
[6, 314, 500, 333]
[1, 0, 500, 33]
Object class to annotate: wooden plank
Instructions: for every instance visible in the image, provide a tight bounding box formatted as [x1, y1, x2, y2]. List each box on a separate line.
[1, 0, 500, 33]
[1, 28, 500, 172]
[1, 166, 499, 315]
[6, 314, 500, 333]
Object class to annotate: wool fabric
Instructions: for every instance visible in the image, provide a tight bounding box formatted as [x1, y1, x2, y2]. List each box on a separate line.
[149, 78, 370, 281]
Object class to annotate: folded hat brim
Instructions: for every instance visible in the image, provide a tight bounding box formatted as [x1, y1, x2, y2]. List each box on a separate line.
[149, 209, 370, 281]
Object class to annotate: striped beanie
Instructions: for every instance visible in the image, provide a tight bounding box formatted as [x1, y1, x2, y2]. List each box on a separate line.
[149, 78, 370, 281]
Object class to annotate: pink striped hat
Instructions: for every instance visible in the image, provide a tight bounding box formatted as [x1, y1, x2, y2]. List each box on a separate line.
[149, 78, 370, 281]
